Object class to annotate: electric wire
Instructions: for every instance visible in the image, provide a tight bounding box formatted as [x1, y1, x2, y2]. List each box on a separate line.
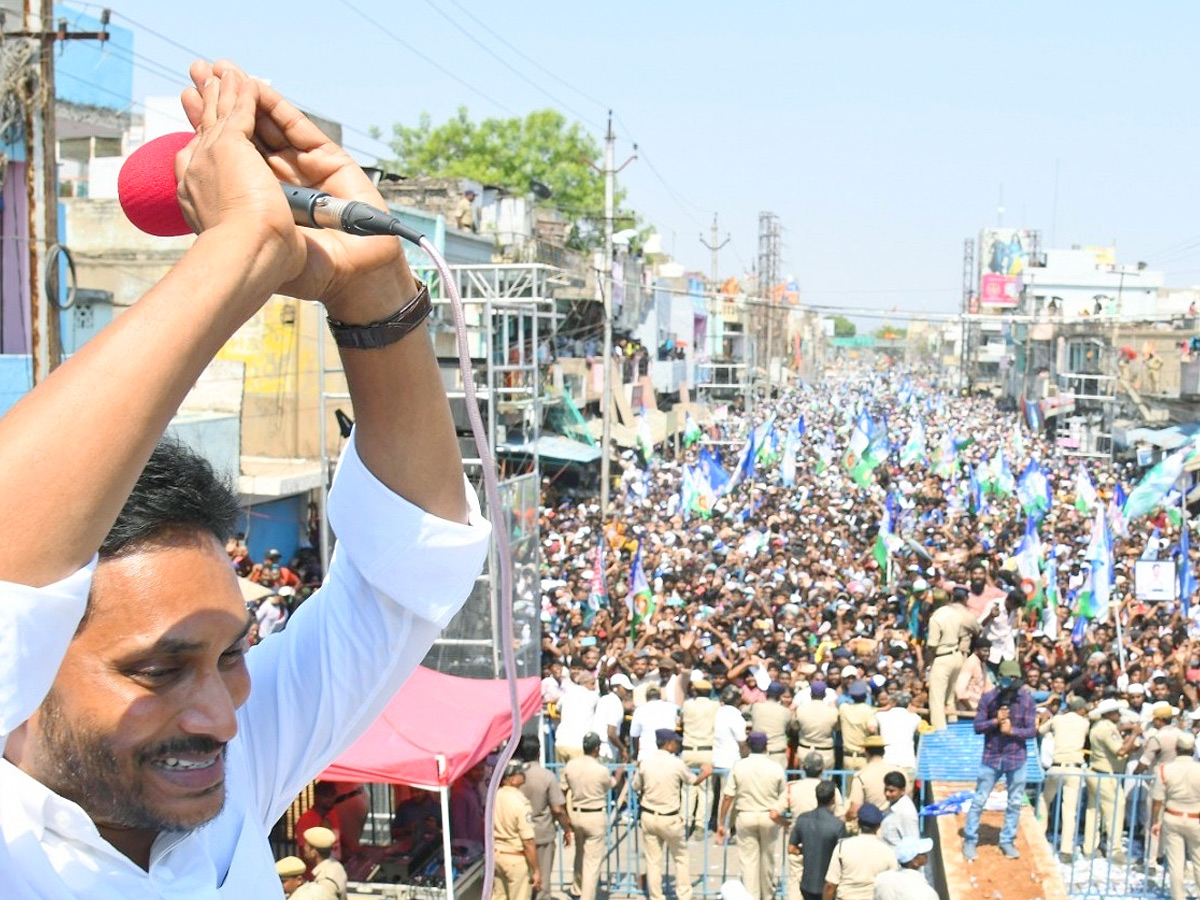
[418, 0, 604, 133]
[331, 0, 518, 117]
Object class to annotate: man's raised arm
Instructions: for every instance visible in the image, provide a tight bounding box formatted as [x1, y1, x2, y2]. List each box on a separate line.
[0, 70, 305, 587]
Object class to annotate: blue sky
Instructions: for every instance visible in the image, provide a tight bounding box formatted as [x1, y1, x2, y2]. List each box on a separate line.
[67, 0, 1200, 316]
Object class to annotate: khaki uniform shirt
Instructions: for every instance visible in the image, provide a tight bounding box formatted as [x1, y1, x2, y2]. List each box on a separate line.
[839, 702, 877, 756]
[312, 858, 348, 900]
[633, 748, 696, 814]
[848, 758, 898, 810]
[1089, 718, 1125, 774]
[1042, 712, 1090, 765]
[824, 833, 898, 899]
[794, 702, 839, 749]
[520, 761, 565, 845]
[1155, 756, 1200, 809]
[291, 882, 336, 900]
[1140, 724, 1182, 770]
[786, 777, 844, 818]
[561, 754, 616, 810]
[494, 785, 536, 853]
[926, 604, 963, 655]
[723, 753, 786, 813]
[681, 696, 719, 749]
[750, 700, 794, 754]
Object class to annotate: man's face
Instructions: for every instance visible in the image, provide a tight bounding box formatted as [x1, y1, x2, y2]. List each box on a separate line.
[1154, 681, 1170, 701]
[884, 784, 903, 805]
[969, 570, 986, 593]
[631, 657, 648, 678]
[281, 875, 304, 897]
[14, 532, 251, 837]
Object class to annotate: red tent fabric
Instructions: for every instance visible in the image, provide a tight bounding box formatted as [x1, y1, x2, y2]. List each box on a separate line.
[320, 667, 542, 787]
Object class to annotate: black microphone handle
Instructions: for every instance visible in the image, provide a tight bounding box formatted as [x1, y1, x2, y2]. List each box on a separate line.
[279, 183, 423, 244]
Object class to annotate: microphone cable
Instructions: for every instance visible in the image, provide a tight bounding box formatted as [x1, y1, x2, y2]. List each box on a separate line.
[403, 231, 519, 900]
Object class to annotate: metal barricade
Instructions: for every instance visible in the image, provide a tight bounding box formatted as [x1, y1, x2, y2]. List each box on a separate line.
[1039, 768, 1171, 899]
[544, 764, 860, 900]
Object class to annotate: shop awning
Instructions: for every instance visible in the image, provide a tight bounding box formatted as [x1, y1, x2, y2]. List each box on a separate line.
[320, 667, 541, 788]
[498, 435, 602, 464]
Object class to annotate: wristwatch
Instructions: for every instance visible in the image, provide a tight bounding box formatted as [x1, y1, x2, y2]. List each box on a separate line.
[326, 279, 432, 350]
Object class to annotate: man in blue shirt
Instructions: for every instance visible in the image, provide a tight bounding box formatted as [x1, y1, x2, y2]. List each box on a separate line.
[962, 658, 1037, 861]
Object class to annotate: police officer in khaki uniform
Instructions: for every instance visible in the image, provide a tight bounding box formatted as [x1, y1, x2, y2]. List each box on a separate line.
[300, 826, 347, 900]
[925, 586, 979, 730]
[823, 804, 899, 900]
[518, 736, 571, 900]
[633, 729, 713, 900]
[493, 762, 542, 900]
[1151, 732, 1200, 900]
[1139, 703, 1183, 868]
[787, 752, 846, 819]
[561, 733, 615, 900]
[794, 681, 838, 770]
[1038, 696, 1091, 859]
[1083, 699, 1140, 862]
[276, 856, 317, 899]
[846, 736, 898, 822]
[716, 731, 788, 900]
[838, 681, 877, 772]
[681, 677, 719, 835]
[751, 681, 795, 769]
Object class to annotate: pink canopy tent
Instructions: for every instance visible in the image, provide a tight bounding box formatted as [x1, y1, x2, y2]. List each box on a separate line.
[321, 667, 542, 788]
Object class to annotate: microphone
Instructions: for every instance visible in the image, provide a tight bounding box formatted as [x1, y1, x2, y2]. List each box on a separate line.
[117, 132, 421, 243]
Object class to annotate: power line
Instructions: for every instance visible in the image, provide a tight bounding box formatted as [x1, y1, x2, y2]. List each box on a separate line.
[106, 9, 394, 157]
[419, 0, 604, 133]
[331, 0, 517, 117]
[437, 0, 610, 113]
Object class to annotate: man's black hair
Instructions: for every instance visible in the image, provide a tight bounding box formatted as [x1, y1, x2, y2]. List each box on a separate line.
[815, 780, 836, 806]
[517, 735, 541, 763]
[883, 771, 907, 791]
[100, 436, 240, 558]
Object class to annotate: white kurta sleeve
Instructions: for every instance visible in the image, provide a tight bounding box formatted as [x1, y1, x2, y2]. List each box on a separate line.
[235, 430, 491, 825]
[0, 560, 95, 751]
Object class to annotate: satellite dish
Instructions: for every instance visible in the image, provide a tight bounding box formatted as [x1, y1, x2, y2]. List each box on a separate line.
[529, 179, 552, 200]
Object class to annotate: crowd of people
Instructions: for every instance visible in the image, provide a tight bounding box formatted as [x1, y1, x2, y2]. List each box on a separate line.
[526, 366, 1200, 900]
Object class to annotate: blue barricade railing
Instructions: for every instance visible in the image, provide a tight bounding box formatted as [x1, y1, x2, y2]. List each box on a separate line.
[540, 761, 1174, 900]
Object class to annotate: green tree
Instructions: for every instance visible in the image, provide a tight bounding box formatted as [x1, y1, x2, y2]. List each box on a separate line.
[873, 324, 907, 340]
[374, 107, 620, 247]
[832, 315, 856, 338]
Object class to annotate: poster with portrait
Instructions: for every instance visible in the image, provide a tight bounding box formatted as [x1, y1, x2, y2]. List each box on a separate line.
[1135, 559, 1178, 601]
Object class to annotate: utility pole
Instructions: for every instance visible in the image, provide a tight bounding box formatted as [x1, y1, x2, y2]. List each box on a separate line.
[594, 112, 635, 513]
[7, 4, 109, 383]
[699, 213, 729, 360]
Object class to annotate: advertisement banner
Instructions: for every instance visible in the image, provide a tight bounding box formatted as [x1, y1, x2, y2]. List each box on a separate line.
[979, 228, 1035, 308]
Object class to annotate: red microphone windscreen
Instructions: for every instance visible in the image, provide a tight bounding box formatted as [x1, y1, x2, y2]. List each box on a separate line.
[118, 131, 195, 237]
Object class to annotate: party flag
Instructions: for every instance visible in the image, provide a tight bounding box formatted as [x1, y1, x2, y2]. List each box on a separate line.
[1123, 438, 1200, 522]
[627, 541, 656, 634]
[1074, 464, 1098, 514]
[901, 416, 926, 467]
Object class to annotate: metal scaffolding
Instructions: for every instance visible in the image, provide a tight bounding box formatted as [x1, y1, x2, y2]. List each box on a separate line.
[318, 263, 560, 681]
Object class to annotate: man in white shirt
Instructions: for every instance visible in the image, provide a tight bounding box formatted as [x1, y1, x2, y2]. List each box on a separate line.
[0, 60, 489, 899]
[555, 672, 599, 763]
[711, 685, 749, 826]
[875, 691, 921, 775]
[593, 674, 632, 761]
[879, 773, 920, 848]
[630, 686, 681, 761]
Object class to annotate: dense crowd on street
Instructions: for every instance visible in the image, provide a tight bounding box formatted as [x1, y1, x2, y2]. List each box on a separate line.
[524, 364, 1200, 900]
